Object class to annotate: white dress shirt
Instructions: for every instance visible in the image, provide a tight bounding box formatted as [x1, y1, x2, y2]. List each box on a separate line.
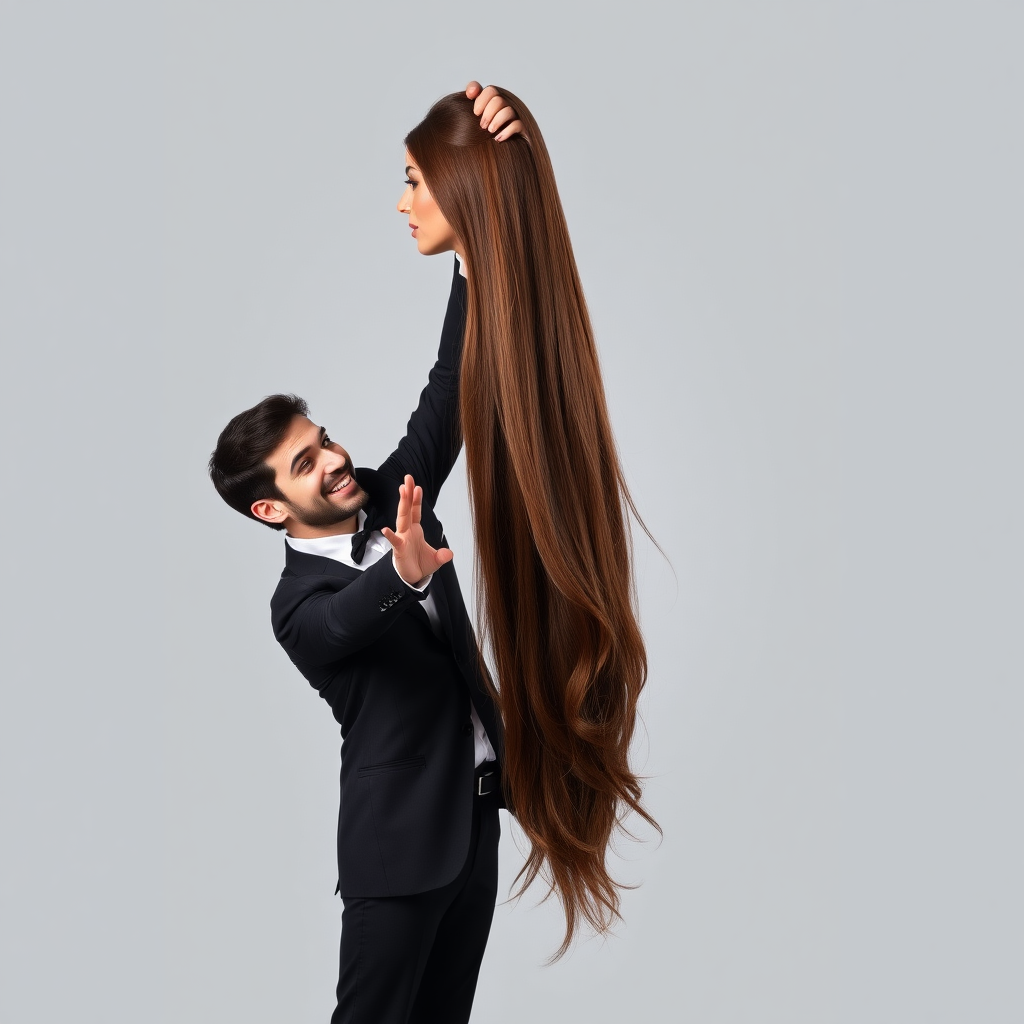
[286, 510, 496, 766]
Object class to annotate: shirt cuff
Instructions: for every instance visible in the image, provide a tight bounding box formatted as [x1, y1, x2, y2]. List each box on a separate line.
[392, 552, 432, 592]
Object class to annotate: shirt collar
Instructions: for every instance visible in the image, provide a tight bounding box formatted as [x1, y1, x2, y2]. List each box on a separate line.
[284, 508, 368, 565]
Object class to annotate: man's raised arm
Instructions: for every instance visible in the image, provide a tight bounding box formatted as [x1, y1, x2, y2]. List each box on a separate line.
[377, 254, 467, 506]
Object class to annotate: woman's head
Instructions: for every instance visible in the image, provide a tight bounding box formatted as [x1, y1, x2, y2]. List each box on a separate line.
[398, 90, 560, 276]
[400, 93, 505, 257]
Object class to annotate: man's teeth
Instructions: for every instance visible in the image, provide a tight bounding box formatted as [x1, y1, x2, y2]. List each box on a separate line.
[330, 475, 351, 494]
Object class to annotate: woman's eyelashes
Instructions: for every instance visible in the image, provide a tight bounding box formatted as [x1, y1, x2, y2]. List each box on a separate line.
[404, 179, 417, 189]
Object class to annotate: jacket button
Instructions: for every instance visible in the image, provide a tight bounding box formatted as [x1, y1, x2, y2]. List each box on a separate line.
[462, 723, 473, 736]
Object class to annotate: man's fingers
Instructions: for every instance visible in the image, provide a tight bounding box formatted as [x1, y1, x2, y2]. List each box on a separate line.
[393, 475, 423, 535]
[470, 86, 525, 141]
[484, 104, 516, 133]
[494, 119, 527, 143]
[387, 475, 450, 584]
[472, 84, 500, 118]
[407, 476, 423, 525]
[393, 479, 410, 533]
[480, 94, 512, 129]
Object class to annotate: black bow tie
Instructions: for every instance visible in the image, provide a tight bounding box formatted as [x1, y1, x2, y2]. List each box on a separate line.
[350, 506, 378, 564]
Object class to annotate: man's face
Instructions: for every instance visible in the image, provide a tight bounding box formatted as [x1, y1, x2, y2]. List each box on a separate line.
[256, 415, 368, 536]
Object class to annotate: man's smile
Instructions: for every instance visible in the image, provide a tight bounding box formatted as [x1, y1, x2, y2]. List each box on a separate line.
[324, 468, 355, 498]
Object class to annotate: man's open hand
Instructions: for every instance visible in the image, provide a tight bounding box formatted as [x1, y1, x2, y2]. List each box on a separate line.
[465, 81, 527, 142]
[382, 475, 453, 588]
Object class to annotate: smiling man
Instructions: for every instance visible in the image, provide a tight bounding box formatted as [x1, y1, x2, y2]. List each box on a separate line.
[208, 84, 519, 1024]
[209, 256, 502, 1024]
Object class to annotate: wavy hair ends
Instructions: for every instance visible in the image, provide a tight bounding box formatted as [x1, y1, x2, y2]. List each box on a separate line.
[407, 91, 659, 959]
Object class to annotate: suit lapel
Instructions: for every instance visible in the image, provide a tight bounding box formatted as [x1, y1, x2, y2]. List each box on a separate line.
[357, 468, 399, 531]
[428, 570, 456, 644]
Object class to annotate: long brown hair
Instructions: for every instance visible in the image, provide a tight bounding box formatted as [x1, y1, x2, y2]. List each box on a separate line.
[407, 91, 657, 958]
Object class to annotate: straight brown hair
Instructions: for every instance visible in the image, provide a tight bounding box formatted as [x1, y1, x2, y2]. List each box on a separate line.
[407, 91, 657, 958]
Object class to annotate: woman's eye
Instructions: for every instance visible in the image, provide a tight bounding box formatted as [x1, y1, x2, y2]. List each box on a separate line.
[405, 179, 417, 189]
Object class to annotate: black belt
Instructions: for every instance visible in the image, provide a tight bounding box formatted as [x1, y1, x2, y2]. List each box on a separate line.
[474, 761, 499, 798]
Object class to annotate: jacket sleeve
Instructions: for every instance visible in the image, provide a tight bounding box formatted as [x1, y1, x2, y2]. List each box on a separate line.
[378, 256, 467, 507]
[272, 556, 430, 669]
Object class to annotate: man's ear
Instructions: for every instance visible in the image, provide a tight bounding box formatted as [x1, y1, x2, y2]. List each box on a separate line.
[251, 498, 289, 527]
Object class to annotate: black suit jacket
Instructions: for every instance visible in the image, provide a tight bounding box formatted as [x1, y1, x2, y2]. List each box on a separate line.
[270, 260, 503, 898]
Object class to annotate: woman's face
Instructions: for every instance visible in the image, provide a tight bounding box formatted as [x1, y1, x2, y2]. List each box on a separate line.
[397, 150, 461, 257]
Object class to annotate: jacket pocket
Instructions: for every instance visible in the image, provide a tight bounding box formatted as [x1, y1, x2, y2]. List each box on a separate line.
[356, 755, 426, 778]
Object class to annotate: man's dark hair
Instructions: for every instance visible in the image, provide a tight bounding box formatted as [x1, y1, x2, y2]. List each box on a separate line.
[209, 394, 309, 530]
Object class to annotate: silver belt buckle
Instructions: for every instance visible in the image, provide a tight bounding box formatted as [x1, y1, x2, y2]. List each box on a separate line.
[477, 772, 494, 796]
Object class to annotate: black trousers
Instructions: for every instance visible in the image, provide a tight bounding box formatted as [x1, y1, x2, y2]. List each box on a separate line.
[331, 774, 501, 1024]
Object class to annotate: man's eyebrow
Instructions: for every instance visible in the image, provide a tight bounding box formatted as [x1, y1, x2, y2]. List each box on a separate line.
[289, 426, 326, 475]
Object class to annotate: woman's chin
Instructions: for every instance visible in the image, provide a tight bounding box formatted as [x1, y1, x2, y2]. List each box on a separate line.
[416, 239, 456, 258]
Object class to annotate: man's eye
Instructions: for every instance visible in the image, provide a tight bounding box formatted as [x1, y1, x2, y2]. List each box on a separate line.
[322, 434, 331, 446]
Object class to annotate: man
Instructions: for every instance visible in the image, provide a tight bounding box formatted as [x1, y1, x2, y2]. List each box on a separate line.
[208, 84, 518, 1024]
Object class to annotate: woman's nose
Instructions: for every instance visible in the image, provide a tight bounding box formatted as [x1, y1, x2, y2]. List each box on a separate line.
[397, 186, 412, 213]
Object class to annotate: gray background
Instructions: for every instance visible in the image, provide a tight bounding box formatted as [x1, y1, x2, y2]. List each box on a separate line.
[2, 2, 1021, 1022]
